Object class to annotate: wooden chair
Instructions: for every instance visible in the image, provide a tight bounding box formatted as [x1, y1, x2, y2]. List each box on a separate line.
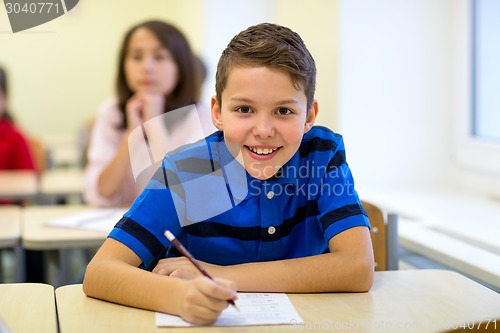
[26, 136, 49, 172]
[361, 200, 398, 271]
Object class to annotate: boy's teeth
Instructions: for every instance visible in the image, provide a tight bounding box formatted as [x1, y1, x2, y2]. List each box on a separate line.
[249, 146, 276, 155]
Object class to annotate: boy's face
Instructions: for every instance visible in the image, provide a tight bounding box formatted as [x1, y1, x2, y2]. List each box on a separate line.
[211, 66, 318, 180]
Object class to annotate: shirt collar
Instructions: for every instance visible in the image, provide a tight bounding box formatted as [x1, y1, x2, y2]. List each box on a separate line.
[213, 135, 300, 202]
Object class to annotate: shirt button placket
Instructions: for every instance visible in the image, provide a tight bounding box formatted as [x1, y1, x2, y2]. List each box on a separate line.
[267, 191, 275, 236]
[258, 187, 279, 259]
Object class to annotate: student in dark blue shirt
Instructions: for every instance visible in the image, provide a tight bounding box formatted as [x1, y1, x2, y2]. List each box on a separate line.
[83, 23, 374, 325]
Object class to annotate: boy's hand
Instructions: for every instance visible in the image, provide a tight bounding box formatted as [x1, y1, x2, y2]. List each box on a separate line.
[178, 277, 237, 325]
[153, 257, 217, 280]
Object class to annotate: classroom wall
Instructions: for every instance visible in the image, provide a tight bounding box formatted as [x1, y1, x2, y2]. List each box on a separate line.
[276, 0, 338, 130]
[0, 0, 202, 142]
[0, 0, 339, 150]
[337, 0, 455, 192]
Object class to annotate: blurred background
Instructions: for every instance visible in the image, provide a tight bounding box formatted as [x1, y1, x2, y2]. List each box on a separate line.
[1, 0, 498, 196]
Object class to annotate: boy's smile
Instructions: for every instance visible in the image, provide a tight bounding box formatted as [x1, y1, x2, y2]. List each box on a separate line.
[212, 66, 318, 180]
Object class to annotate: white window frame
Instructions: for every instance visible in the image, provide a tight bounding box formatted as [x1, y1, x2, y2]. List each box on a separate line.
[453, 0, 500, 178]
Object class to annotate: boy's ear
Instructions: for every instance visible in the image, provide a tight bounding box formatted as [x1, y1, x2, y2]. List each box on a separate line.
[304, 99, 318, 133]
[211, 96, 223, 130]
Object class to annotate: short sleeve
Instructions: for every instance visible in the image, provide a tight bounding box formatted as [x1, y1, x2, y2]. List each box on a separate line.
[315, 134, 370, 242]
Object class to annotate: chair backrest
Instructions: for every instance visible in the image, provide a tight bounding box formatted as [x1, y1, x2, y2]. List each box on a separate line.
[361, 200, 399, 271]
[362, 200, 387, 271]
[27, 136, 48, 172]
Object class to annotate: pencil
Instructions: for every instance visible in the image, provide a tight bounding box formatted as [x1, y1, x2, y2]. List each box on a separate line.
[164, 230, 239, 311]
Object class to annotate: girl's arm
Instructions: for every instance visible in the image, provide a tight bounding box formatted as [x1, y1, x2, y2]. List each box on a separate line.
[95, 133, 133, 198]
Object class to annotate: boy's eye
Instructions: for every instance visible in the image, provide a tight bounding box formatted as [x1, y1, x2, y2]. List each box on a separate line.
[277, 107, 292, 115]
[237, 106, 251, 114]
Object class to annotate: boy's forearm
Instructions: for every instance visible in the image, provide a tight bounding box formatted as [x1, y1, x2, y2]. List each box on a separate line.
[215, 253, 373, 293]
[83, 257, 185, 315]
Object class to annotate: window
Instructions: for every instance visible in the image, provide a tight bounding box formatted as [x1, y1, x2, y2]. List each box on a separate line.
[472, 0, 500, 142]
[454, 0, 500, 178]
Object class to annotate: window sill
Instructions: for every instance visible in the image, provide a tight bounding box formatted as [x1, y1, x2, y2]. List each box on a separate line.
[361, 186, 500, 289]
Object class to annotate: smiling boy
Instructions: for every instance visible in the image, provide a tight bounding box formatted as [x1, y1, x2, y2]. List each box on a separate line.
[83, 23, 373, 325]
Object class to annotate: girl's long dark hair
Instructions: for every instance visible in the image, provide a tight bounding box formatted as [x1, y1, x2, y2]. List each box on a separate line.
[116, 20, 198, 129]
[0, 66, 13, 123]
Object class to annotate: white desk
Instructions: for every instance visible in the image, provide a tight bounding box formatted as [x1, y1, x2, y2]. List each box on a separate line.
[40, 167, 84, 202]
[55, 270, 500, 333]
[0, 283, 57, 333]
[0, 206, 20, 248]
[21, 205, 112, 286]
[0, 170, 38, 200]
[22, 205, 110, 250]
[362, 188, 500, 289]
[0, 206, 24, 282]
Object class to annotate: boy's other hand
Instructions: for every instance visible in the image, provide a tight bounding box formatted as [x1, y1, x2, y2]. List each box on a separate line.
[153, 257, 216, 280]
[178, 277, 237, 325]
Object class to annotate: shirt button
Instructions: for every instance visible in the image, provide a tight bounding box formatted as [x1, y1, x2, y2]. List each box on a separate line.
[268, 226, 276, 235]
[267, 191, 275, 199]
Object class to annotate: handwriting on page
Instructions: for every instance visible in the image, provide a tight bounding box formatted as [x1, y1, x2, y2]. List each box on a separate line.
[155, 293, 304, 327]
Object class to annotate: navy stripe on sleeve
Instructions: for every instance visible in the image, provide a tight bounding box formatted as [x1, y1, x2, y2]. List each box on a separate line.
[299, 137, 338, 159]
[115, 216, 165, 259]
[319, 204, 368, 233]
[326, 150, 346, 172]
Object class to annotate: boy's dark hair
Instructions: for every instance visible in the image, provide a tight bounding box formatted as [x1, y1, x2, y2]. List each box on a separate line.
[116, 20, 198, 129]
[215, 23, 316, 110]
[0, 66, 13, 122]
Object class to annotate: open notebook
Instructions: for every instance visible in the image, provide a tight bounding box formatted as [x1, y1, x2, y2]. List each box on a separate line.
[46, 208, 127, 232]
[156, 293, 304, 327]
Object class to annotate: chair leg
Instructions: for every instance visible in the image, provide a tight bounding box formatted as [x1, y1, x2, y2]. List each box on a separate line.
[15, 245, 26, 282]
[387, 213, 399, 270]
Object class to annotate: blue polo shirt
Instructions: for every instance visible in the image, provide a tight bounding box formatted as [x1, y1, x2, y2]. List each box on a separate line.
[109, 126, 370, 268]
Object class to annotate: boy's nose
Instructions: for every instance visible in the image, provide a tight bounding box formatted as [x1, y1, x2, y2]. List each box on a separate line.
[253, 117, 275, 138]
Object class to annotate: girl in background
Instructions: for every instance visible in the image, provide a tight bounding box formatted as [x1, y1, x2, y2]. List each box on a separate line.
[84, 20, 214, 207]
[0, 66, 35, 172]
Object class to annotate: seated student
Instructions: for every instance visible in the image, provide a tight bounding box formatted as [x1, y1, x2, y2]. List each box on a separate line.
[83, 23, 373, 325]
[0, 66, 36, 173]
[0, 66, 46, 283]
[84, 20, 214, 207]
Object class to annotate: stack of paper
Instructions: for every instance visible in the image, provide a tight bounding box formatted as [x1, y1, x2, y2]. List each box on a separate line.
[46, 209, 127, 232]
